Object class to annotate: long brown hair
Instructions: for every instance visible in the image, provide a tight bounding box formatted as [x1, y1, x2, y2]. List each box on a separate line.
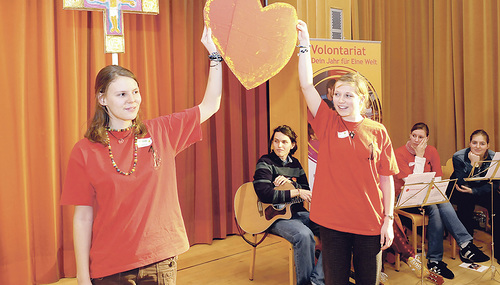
[84, 65, 148, 145]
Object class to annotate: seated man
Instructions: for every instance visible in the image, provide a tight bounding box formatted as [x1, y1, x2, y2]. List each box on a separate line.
[253, 125, 323, 285]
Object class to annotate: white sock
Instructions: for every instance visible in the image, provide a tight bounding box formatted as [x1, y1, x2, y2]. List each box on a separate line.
[460, 240, 471, 249]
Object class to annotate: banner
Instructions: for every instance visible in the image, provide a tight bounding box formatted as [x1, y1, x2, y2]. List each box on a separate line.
[310, 38, 382, 121]
[308, 39, 382, 190]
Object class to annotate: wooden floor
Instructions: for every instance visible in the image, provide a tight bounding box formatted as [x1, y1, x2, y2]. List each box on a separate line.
[48, 230, 500, 285]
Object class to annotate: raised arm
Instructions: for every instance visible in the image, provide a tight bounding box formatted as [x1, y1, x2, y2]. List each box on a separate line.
[73, 205, 93, 285]
[297, 20, 322, 117]
[199, 25, 223, 124]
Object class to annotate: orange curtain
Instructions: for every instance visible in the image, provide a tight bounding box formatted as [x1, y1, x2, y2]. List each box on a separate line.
[352, 0, 500, 161]
[0, 1, 267, 284]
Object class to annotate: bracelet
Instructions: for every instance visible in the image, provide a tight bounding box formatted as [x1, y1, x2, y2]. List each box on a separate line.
[297, 189, 301, 197]
[297, 48, 309, 56]
[385, 214, 394, 220]
[208, 52, 223, 62]
[297, 45, 310, 56]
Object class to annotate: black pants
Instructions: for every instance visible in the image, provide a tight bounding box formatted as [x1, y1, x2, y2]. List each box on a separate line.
[320, 226, 381, 285]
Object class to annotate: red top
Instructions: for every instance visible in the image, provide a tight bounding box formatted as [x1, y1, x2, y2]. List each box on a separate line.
[394, 144, 442, 197]
[61, 107, 201, 278]
[309, 102, 399, 235]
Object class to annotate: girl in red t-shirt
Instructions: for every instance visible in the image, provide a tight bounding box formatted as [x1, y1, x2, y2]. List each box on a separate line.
[297, 20, 399, 285]
[61, 26, 223, 285]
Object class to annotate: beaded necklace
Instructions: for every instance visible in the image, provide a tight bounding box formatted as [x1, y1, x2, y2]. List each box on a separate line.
[106, 125, 138, 176]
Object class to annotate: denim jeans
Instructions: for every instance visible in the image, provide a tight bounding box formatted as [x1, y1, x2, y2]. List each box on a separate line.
[92, 257, 177, 285]
[426, 202, 472, 262]
[269, 211, 324, 285]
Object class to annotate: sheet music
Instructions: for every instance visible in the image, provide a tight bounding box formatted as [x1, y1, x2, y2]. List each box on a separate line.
[396, 183, 429, 208]
[405, 172, 436, 185]
[483, 152, 500, 178]
[396, 173, 453, 208]
[425, 180, 450, 204]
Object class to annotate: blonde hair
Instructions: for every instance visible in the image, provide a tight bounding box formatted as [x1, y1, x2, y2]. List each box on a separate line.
[335, 72, 370, 114]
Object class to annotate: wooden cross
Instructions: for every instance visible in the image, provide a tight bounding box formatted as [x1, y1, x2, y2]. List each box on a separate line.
[64, 0, 159, 63]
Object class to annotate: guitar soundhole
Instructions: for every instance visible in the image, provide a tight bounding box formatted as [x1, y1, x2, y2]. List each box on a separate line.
[264, 205, 287, 220]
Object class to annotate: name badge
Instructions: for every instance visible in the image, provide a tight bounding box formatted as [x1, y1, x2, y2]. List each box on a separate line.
[137, 138, 153, 148]
[338, 131, 349, 139]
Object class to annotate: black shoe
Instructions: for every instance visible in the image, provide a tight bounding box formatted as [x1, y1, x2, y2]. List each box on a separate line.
[427, 261, 454, 279]
[460, 243, 490, 263]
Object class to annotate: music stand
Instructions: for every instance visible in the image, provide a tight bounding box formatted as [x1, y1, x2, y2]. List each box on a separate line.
[464, 154, 500, 282]
[396, 174, 457, 284]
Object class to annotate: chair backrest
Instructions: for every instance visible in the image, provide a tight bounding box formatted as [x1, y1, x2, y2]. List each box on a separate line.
[441, 158, 454, 179]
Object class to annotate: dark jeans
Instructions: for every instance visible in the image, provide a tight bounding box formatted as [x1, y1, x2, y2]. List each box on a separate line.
[92, 257, 177, 285]
[452, 189, 492, 237]
[320, 226, 381, 285]
[452, 188, 500, 259]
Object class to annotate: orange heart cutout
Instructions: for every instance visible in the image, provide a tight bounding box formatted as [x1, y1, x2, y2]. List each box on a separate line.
[204, 0, 298, 90]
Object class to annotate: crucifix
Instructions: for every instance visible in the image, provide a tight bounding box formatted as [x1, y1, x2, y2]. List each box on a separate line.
[64, 0, 159, 65]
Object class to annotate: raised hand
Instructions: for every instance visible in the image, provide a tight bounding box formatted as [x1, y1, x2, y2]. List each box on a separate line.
[296, 20, 310, 46]
[201, 25, 218, 54]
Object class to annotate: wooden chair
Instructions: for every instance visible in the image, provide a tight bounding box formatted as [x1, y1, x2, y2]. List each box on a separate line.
[394, 208, 429, 271]
[442, 158, 454, 180]
[442, 158, 458, 258]
[233, 183, 296, 284]
[249, 233, 295, 285]
[394, 159, 457, 270]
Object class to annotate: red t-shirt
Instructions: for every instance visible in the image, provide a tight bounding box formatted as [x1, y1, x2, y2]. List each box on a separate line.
[394, 144, 442, 197]
[61, 107, 201, 278]
[310, 102, 399, 235]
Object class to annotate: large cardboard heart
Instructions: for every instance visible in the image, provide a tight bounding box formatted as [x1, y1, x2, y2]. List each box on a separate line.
[204, 0, 297, 90]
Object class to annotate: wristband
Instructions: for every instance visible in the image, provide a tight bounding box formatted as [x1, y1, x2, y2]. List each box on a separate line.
[208, 52, 223, 62]
[297, 48, 309, 56]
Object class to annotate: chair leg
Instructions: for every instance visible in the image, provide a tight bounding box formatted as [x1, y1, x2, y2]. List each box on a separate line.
[288, 243, 295, 285]
[249, 234, 257, 281]
[451, 239, 457, 259]
[395, 253, 401, 271]
[412, 221, 418, 253]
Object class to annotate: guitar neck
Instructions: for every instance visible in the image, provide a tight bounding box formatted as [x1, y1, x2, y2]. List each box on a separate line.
[274, 182, 306, 206]
[290, 196, 303, 204]
[276, 196, 303, 206]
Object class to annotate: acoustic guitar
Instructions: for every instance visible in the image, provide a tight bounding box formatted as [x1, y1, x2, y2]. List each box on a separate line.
[234, 182, 303, 234]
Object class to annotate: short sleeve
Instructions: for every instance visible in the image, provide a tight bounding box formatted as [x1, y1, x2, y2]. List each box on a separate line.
[148, 106, 202, 156]
[377, 127, 399, 176]
[60, 143, 95, 206]
[311, 101, 335, 141]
